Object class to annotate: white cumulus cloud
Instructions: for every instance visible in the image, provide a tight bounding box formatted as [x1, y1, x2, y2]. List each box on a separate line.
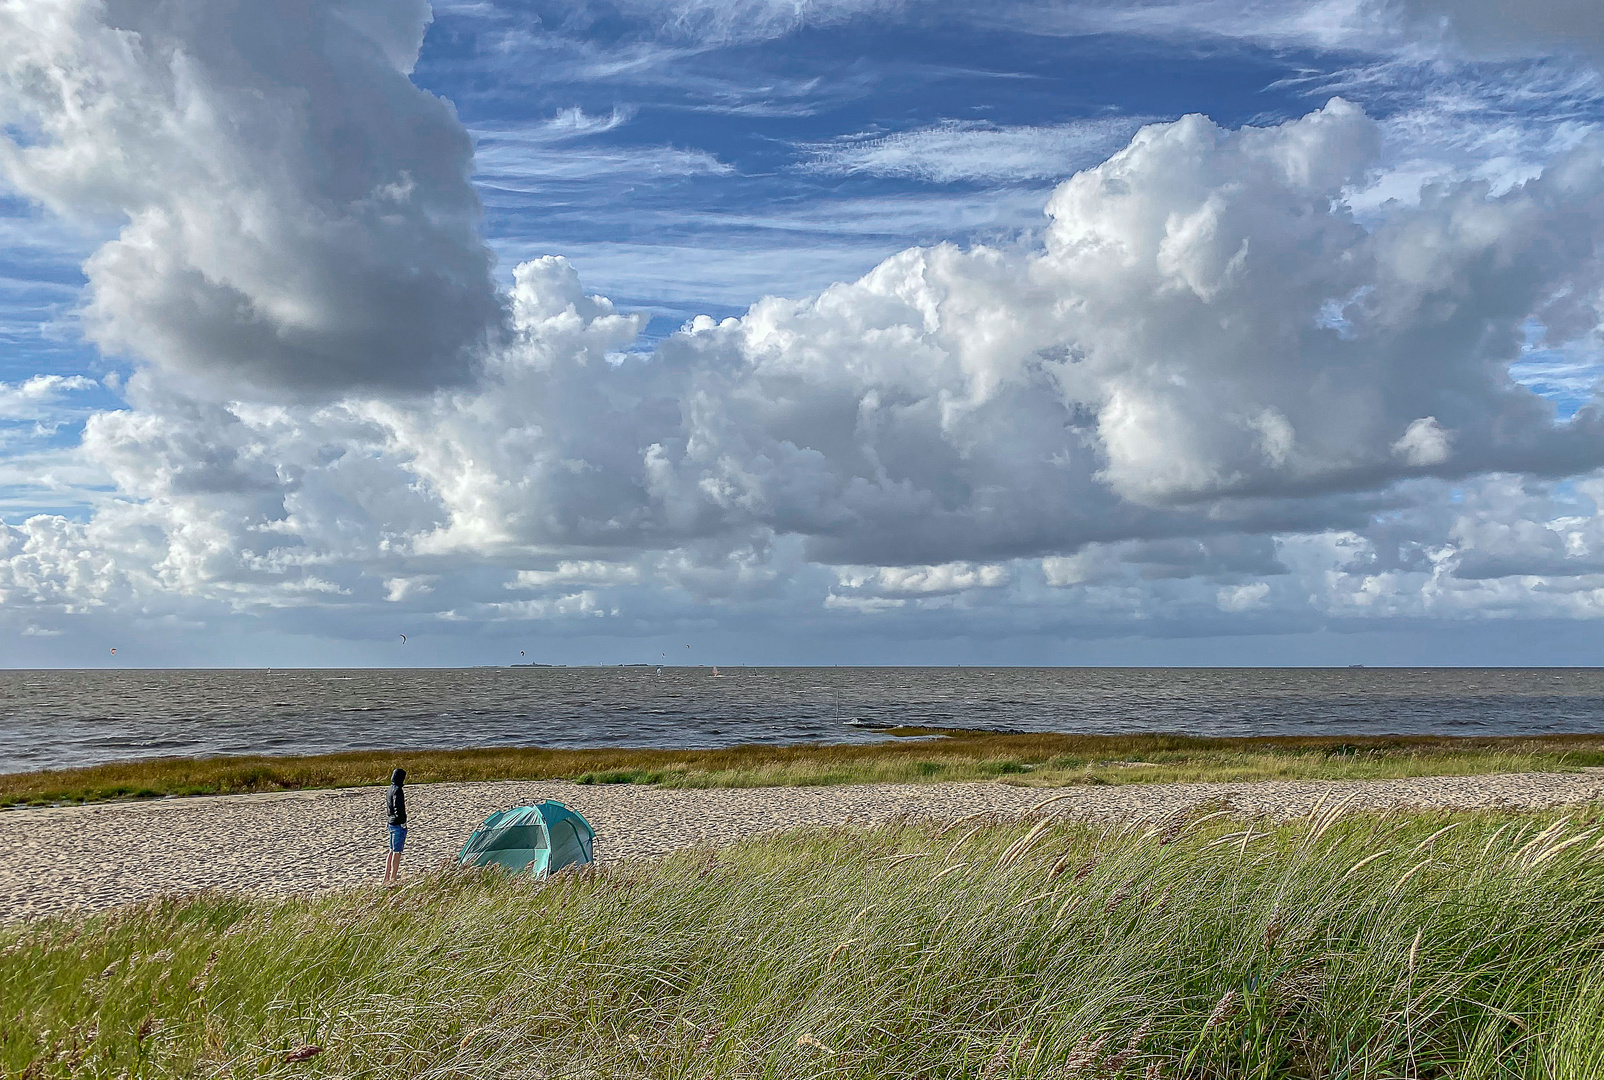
[0, 375, 96, 420]
[5, 66, 1604, 651]
[1217, 581, 1271, 612]
[1392, 417, 1453, 467]
[0, 0, 503, 398]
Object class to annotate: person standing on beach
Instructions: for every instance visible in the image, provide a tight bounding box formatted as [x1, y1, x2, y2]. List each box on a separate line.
[384, 768, 407, 885]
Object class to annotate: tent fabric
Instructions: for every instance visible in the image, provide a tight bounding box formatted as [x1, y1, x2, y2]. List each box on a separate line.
[458, 801, 595, 877]
[547, 817, 591, 870]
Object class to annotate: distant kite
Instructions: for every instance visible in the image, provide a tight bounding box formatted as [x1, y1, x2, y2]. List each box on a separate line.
[520, 650, 525, 657]
[109, 647, 116, 655]
[399, 634, 407, 644]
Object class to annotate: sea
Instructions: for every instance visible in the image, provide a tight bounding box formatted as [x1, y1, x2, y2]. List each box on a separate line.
[4, 667, 1604, 774]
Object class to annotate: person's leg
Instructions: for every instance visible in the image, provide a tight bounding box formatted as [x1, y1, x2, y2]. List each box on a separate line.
[384, 826, 406, 884]
[384, 827, 400, 884]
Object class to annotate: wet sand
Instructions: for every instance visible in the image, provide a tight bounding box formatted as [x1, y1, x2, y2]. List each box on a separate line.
[4, 771, 1603, 920]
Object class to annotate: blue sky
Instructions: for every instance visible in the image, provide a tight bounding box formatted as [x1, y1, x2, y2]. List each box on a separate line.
[417, 3, 1397, 323]
[2, 0, 1604, 666]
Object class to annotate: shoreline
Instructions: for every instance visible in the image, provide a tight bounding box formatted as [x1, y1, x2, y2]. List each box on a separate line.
[11, 730, 1604, 809]
[5, 770, 1604, 921]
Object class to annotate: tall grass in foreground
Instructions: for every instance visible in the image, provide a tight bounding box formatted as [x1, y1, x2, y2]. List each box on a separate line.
[8, 806, 1604, 1078]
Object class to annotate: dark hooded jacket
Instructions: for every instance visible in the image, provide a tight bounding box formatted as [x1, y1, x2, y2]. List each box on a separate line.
[387, 768, 407, 827]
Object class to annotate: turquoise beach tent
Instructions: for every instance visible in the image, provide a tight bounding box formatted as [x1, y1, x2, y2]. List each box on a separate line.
[457, 801, 595, 876]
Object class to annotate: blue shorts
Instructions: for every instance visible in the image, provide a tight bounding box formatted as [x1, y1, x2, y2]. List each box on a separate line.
[388, 825, 407, 852]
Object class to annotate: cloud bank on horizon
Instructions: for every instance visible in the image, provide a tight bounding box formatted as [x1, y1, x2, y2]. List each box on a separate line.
[1, 0, 1603, 665]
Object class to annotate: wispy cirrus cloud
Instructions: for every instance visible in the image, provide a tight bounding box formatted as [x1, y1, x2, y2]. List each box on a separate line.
[520, 106, 636, 139]
[475, 140, 735, 185]
[436, 0, 906, 47]
[470, 107, 735, 188]
[482, 188, 1052, 313]
[797, 117, 1155, 184]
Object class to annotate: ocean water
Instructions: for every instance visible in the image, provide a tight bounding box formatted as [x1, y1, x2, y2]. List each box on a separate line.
[3, 667, 1604, 774]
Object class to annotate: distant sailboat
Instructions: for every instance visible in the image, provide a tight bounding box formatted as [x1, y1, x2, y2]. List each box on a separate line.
[711, 666, 722, 677]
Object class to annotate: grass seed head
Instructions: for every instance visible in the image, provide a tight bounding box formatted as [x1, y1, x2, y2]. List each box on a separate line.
[1103, 882, 1133, 912]
[1203, 990, 1241, 1033]
[796, 1032, 834, 1055]
[1103, 1019, 1154, 1071]
[1063, 1032, 1111, 1074]
[1263, 909, 1285, 949]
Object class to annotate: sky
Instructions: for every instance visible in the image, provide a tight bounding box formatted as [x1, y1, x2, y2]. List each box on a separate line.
[1, 0, 1603, 668]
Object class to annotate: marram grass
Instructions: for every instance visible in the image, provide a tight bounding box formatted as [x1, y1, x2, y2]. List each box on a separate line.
[7, 806, 1604, 1078]
[7, 731, 1604, 806]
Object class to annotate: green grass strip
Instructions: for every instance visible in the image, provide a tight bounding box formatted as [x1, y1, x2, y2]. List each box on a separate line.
[6, 732, 1604, 807]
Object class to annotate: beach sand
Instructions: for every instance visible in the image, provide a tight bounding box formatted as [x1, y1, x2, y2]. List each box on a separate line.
[4, 770, 1603, 920]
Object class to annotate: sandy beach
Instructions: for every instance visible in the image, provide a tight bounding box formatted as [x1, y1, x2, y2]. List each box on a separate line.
[4, 770, 1603, 920]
